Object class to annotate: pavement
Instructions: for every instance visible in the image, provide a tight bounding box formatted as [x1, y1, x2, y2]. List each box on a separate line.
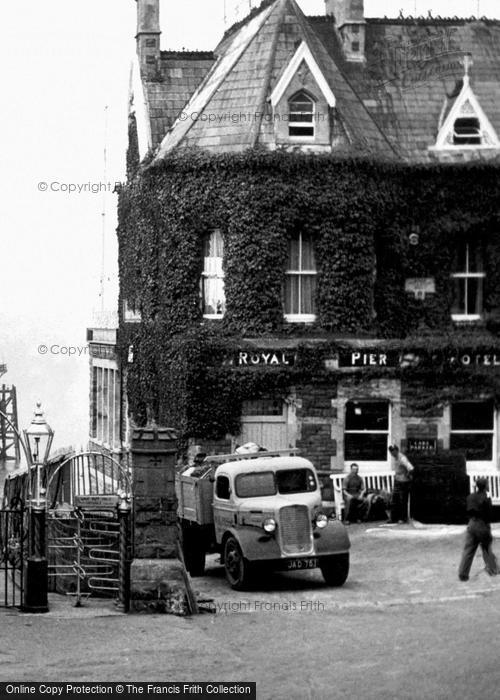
[3, 519, 500, 699]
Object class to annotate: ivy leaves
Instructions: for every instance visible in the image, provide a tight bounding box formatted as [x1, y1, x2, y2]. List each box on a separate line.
[117, 149, 500, 437]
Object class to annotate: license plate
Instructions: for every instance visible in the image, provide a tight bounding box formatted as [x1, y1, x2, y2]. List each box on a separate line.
[286, 558, 318, 570]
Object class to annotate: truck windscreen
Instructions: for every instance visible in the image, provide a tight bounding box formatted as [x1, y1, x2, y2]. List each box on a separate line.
[235, 469, 317, 498]
[276, 469, 317, 494]
[235, 472, 276, 498]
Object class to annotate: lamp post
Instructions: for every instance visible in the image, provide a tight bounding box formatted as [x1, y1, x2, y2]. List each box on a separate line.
[22, 402, 54, 613]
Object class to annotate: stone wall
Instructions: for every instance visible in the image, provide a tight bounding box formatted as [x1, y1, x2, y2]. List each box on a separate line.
[296, 383, 337, 470]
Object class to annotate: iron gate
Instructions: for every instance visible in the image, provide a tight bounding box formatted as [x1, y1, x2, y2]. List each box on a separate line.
[0, 507, 25, 608]
[46, 452, 132, 610]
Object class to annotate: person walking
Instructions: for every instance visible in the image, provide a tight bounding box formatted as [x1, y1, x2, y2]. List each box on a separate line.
[388, 445, 413, 523]
[342, 463, 365, 524]
[458, 477, 498, 581]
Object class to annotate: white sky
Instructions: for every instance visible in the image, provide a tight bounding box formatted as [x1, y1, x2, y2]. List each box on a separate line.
[0, 0, 497, 450]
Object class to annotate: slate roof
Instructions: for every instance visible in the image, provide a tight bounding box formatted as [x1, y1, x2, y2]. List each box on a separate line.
[138, 0, 500, 163]
[311, 15, 500, 162]
[155, 0, 392, 157]
[142, 51, 215, 148]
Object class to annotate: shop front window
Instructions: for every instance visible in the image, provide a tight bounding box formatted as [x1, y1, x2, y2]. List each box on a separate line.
[241, 398, 284, 418]
[450, 400, 494, 461]
[344, 401, 390, 461]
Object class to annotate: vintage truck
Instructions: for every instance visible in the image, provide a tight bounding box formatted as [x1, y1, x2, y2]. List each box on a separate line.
[177, 449, 350, 590]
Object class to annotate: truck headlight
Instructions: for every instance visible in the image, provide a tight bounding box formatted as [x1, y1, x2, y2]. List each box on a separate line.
[315, 513, 328, 529]
[263, 518, 276, 533]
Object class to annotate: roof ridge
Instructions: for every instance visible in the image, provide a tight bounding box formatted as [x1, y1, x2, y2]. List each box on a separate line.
[160, 50, 215, 59]
[307, 14, 500, 25]
[222, 0, 278, 42]
[365, 15, 500, 25]
[251, 1, 288, 146]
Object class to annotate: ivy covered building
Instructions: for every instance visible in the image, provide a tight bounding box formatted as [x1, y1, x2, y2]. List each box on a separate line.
[94, 0, 500, 481]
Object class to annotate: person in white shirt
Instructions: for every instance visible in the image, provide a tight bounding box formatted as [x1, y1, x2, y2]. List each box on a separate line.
[388, 445, 413, 523]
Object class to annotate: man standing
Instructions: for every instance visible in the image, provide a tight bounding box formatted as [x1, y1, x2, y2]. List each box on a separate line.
[458, 477, 498, 581]
[389, 445, 413, 523]
[342, 463, 365, 524]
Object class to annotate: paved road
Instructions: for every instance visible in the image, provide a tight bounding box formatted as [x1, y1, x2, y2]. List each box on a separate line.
[193, 521, 500, 610]
[2, 523, 500, 700]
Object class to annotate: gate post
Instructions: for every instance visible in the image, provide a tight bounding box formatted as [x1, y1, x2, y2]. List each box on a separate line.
[23, 499, 49, 613]
[117, 492, 131, 612]
[129, 425, 190, 614]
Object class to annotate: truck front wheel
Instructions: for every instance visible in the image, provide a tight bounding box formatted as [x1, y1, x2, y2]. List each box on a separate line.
[320, 553, 349, 586]
[224, 536, 251, 590]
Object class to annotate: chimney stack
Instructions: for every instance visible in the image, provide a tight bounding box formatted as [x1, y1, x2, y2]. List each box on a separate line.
[325, 0, 365, 62]
[136, 0, 161, 76]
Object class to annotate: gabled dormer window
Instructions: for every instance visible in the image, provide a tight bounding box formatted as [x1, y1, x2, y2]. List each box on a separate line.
[202, 229, 225, 318]
[451, 241, 485, 321]
[430, 55, 499, 152]
[270, 42, 336, 147]
[288, 91, 315, 138]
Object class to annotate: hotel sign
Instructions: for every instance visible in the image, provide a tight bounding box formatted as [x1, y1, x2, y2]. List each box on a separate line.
[225, 351, 296, 367]
[336, 351, 401, 368]
[222, 348, 500, 371]
[453, 354, 500, 367]
[325, 350, 500, 371]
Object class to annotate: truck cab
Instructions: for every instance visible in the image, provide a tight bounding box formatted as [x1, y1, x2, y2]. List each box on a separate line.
[177, 450, 350, 590]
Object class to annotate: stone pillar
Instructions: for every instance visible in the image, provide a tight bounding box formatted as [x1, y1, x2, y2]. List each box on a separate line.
[129, 424, 190, 614]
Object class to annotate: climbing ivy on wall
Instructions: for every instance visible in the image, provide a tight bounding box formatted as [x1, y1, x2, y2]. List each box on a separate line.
[374, 165, 500, 336]
[117, 149, 500, 438]
[120, 324, 500, 440]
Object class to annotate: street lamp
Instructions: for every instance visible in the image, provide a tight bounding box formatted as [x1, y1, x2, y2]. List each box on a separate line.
[23, 401, 54, 504]
[22, 401, 54, 613]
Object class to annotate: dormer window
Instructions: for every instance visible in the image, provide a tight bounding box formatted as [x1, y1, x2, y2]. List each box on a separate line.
[288, 92, 315, 138]
[451, 241, 485, 321]
[430, 56, 500, 152]
[270, 42, 336, 146]
[202, 229, 225, 318]
[453, 117, 481, 146]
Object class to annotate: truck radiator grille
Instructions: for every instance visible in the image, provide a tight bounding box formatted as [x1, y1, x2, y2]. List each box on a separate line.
[279, 505, 312, 555]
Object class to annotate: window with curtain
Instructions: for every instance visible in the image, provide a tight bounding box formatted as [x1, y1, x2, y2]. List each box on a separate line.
[451, 241, 485, 320]
[284, 233, 317, 321]
[201, 229, 225, 317]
